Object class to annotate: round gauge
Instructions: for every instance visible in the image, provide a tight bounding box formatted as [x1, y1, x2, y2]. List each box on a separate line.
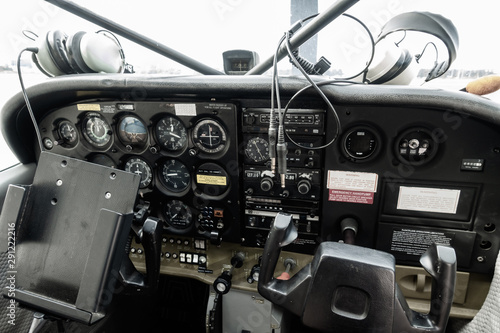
[56, 120, 78, 147]
[155, 116, 187, 151]
[124, 157, 153, 188]
[193, 119, 227, 154]
[117, 116, 148, 146]
[82, 113, 112, 148]
[245, 137, 269, 162]
[195, 162, 229, 197]
[343, 127, 380, 161]
[164, 200, 193, 229]
[161, 159, 191, 193]
[395, 127, 437, 165]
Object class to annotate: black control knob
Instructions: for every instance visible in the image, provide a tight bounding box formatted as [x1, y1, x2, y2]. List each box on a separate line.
[260, 177, 274, 192]
[245, 115, 256, 125]
[297, 179, 311, 195]
[247, 264, 261, 284]
[213, 271, 232, 294]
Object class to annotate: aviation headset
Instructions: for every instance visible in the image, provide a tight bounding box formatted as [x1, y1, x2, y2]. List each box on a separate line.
[32, 30, 126, 77]
[365, 11, 459, 85]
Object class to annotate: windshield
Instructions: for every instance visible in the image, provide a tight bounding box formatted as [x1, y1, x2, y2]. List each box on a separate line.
[1, 0, 499, 169]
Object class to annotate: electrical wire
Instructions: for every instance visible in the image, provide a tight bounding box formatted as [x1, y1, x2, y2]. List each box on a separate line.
[269, 35, 286, 173]
[17, 47, 44, 154]
[284, 29, 342, 149]
[416, 42, 438, 64]
[333, 14, 376, 81]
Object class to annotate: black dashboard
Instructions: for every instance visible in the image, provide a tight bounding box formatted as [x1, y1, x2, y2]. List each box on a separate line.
[2, 74, 500, 313]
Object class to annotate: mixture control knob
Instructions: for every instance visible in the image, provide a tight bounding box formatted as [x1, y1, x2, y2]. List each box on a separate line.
[297, 179, 311, 195]
[260, 177, 274, 192]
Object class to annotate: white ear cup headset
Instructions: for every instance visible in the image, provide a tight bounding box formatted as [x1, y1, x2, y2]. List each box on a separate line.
[32, 30, 126, 77]
[365, 11, 459, 85]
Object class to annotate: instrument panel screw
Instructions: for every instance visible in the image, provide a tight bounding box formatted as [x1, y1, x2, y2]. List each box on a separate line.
[477, 256, 486, 263]
[105, 192, 112, 199]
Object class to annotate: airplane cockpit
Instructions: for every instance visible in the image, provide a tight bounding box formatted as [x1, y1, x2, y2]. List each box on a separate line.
[0, 0, 499, 332]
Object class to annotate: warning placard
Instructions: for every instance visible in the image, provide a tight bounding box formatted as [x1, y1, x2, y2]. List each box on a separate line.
[328, 190, 374, 204]
[327, 170, 378, 204]
[327, 170, 378, 192]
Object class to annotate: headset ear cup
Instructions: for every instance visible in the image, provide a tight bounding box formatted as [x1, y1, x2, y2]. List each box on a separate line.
[33, 33, 65, 77]
[46, 30, 74, 74]
[79, 32, 125, 73]
[67, 31, 96, 73]
[366, 40, 416, 85]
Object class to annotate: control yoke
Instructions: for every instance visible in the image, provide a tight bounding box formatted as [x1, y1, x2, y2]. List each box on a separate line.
[258, 212, 457, 333]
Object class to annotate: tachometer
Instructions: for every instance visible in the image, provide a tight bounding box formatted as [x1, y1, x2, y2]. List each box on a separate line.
[155, 116, 187, 151]
[161, 159, 191, 193]
[124, 157, 153, 188]
[193, 119, 227, 154]
[82, 113, 112, 148]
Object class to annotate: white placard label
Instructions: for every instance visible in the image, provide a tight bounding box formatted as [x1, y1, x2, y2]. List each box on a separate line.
[175, 104, 197, 116]
[397, 187, 460, 214]
[327, 170, 378, 192]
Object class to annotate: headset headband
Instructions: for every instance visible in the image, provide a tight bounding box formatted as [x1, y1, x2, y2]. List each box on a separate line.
[377, 11, 459, 82]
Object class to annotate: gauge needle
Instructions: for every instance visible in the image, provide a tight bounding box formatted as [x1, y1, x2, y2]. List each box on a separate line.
[166, 173, 178, 176]
[169, 132, 180, 138]
[256, 145, 264, 158]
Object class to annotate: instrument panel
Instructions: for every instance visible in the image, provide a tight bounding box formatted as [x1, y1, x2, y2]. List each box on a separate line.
[32, 82, 500, 276]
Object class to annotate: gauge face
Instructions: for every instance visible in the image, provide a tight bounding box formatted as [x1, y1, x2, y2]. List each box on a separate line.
[155, 116, 187, 151]
[193, 119, 227, 154]
[245, 137, 269, 162]
[82, 113, 112, 147]
[164, 200, 193, 229]
[118, 116, 148, 146]
[161, 159, 191, 193]
[124, 157, 153, 188]
[231, 59, 250, 72]
[343, 128, 378, 160]
[57, 120, 78, 146]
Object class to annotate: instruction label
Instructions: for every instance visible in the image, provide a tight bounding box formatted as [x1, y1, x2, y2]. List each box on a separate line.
[327, 170, 378, 204]
[77, 104, 100, 111]
[397, 186, 460, 214]
[196, 174, 227, 186]
[390, 228, 454, 256]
